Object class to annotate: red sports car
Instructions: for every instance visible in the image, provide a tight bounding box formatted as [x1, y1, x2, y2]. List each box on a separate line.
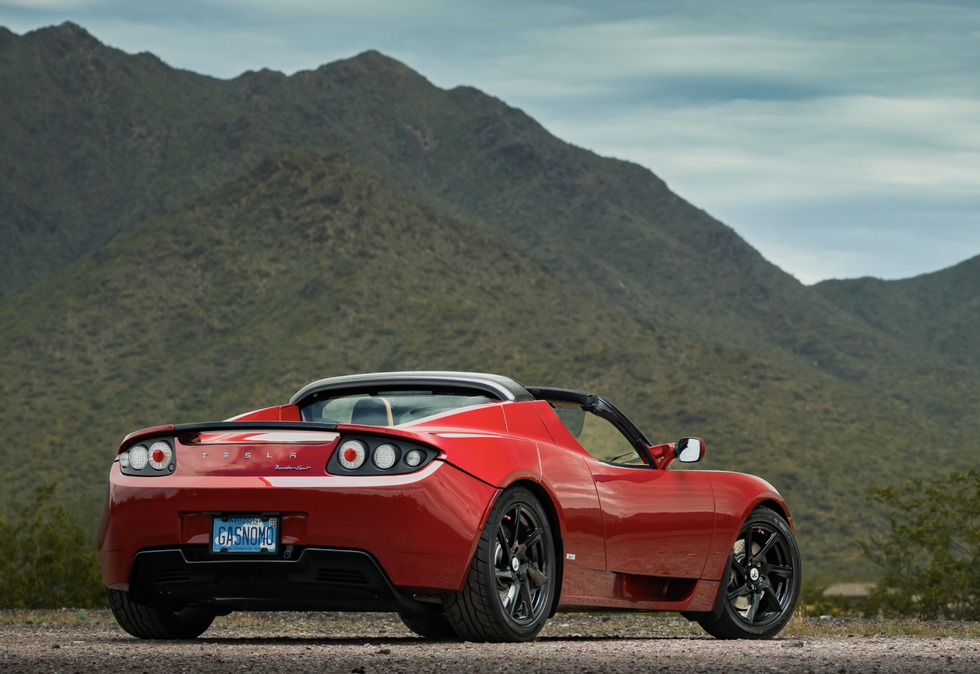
[98, 371, 801, 641]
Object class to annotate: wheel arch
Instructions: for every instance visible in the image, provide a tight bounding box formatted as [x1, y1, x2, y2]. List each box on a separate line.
[754, 499, 793, 532]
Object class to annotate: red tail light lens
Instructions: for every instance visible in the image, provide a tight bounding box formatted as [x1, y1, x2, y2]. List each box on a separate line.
[338, 440, 366, 470]
[149, 441, 173, 470]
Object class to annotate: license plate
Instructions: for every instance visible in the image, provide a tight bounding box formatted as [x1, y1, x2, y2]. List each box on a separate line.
[211, 515, 278, 553]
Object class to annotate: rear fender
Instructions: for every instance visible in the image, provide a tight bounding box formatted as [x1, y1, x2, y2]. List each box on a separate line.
[435, 435, 541, 488]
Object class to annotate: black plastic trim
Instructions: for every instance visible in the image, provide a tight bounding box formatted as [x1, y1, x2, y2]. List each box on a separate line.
[127, 547, 440, 614]
[527, 387, 652, 453]
[548, 536, 565, 619]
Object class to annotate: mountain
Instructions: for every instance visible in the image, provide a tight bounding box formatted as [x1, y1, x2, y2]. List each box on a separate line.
[2, 23, 976, 442]
[1, 22, 978, 581]
[814, 255, 980, 373]
[0, 151, 960, 579]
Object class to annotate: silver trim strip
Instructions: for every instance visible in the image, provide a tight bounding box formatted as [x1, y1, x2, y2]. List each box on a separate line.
[289, 371, 532, 405]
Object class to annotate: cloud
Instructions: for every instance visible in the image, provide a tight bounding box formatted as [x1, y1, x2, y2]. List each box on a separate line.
[0, 0, 99, 8]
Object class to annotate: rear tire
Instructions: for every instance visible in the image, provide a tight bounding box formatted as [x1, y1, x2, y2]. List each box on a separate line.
[444, 486, 556, 642]
[397, 611, 458, 639]
[108, 588, 216, 639]
[697, 507, 801, 639]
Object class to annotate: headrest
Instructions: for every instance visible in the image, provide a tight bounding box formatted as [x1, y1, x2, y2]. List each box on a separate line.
[350, 397, 393, 426]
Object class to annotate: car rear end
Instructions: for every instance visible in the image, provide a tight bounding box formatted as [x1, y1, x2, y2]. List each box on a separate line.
[98, 420, 498, 615]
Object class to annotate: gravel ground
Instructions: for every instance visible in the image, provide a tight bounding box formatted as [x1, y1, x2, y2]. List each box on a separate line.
[4, 611, 980, 673]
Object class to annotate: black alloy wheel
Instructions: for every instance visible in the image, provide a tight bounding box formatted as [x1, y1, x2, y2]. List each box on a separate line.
[444, 486, 556, 642]
[698, 507, 801, 639]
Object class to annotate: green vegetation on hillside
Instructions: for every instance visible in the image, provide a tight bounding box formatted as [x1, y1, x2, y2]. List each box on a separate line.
[815, 256, 980, 373]
[1, 23, 978, 584]
[0, 151, 972, 579]
[0, 24, 980, 432]
[1, 23, 976, 450]
[0, 483, 104, 609]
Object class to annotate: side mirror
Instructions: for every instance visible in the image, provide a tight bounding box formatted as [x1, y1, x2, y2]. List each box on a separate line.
[674, 437, 704, 463]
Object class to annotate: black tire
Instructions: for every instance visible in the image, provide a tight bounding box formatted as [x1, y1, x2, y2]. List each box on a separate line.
[108, 588, 216, 639]
[444, 486, 556, 642]
[397, 611, 458, 639]
[698, 507, 801, 639]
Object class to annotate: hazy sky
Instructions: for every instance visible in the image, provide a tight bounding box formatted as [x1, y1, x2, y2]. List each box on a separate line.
[2, 0, 978, 284]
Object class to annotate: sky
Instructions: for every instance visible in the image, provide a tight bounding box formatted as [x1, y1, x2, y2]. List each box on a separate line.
[1, 0, 978, 284]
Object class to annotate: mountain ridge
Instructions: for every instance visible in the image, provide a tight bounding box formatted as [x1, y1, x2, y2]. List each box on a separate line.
[2, 20, 975, 426]
[814, 254, 980, 372]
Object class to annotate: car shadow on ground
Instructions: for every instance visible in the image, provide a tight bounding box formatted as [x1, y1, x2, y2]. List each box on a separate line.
[102, 634, 711, 646]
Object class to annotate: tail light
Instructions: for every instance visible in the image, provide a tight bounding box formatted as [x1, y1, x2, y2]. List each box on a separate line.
[372, 444, 398, 469]
[328, 435, 436, 475]
[118, 439, 176, 476]
[148, 442, 173, 470]
[338, 440, 367, 469]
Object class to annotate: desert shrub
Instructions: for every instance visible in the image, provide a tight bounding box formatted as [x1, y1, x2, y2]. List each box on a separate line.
[795, 578, 864, 618]
[0, 482, 106, 609]
[862, 469, 980, 619]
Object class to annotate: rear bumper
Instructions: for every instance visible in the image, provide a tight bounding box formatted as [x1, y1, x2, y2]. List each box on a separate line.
[128, 547, 438, 613]
[99, 460, 498, 598]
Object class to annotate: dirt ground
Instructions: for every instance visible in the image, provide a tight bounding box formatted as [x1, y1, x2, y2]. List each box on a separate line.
[3, 610, 980, 673]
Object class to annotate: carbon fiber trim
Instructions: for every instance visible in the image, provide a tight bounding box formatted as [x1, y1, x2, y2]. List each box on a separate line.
[289, 371, 532, 405]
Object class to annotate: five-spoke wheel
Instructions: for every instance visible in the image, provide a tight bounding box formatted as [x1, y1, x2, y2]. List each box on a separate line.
[698, 507, 801, 639]
[444, 486, 556, 641]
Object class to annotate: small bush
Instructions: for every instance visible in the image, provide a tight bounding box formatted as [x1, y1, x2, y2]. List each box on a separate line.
[0, 482, 106, 609]
[862, 468, 980, 620]
[795, 578, 863, 618]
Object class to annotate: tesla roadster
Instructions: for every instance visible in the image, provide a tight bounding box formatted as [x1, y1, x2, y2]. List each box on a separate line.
[98, 371, 801, 641]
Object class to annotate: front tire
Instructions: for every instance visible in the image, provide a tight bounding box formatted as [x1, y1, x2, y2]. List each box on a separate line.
[698, 507, 801, 639]
[444, 486, 556, 642]
[108, 588, 216, 639]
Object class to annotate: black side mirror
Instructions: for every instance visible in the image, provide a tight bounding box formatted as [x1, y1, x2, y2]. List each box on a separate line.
[674, 437, 704, 463]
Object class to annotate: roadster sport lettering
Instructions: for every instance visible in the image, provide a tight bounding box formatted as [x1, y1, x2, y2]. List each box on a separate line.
[98, 371, 801, 641]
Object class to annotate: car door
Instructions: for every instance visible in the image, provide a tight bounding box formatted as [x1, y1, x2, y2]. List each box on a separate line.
[546, 401, 716, 579]
[587, 458, 715, 579]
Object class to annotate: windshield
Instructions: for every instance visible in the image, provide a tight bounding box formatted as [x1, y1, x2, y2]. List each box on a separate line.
[300, 390, 494, 426]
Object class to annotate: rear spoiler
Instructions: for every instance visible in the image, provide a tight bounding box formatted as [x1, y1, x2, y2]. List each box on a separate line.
[119, 421, 340, 453]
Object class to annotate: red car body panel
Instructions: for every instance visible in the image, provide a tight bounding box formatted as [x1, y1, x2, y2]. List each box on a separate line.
[99, 375, 792, 616]
[100, 456, 497, 593]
